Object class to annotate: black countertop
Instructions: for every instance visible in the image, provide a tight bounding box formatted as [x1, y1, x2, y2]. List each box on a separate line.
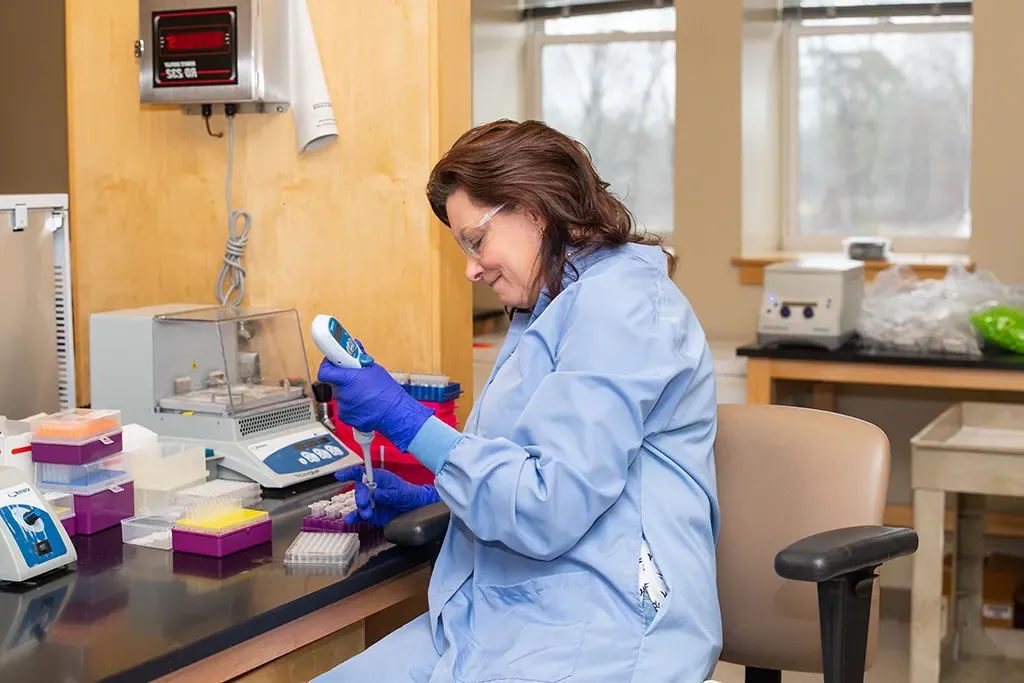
[737, 338, 1024, 372]
[0, 479, 438, 683]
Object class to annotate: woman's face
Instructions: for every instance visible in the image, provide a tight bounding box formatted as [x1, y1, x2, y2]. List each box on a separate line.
[446, 189, 542, 309]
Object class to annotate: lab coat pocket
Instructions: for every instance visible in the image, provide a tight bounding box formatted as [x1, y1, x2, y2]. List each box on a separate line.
[454, 572, 595, 683]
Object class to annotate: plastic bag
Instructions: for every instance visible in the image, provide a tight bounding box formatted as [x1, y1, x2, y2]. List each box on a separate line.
[970, 305, 1024, 355]
[858, 264, 1012, 356]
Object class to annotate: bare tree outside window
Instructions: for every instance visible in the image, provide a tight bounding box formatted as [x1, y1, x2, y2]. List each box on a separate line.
[790, 18, 973, 245]
[535, 9, 675, 240]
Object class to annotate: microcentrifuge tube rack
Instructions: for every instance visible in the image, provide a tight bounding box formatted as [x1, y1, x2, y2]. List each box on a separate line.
[285, 531, 360, 567]
[301, 490, 368, 533]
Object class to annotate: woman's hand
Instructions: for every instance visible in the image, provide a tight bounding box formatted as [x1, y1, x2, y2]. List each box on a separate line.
[317, 355, 433, 452]
[335, 466, 441, 527]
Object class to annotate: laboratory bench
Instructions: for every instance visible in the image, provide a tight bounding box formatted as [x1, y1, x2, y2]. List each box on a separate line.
[738, 338, 1024, 404]
[738, 338, 1024, 530]
[0, 478, 438, 683]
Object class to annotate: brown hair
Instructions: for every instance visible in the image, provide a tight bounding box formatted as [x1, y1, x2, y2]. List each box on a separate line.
[426, 119, 675, 299]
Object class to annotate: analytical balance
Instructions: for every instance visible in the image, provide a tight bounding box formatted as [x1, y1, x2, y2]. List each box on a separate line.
[0, 467, 77, 584]
[89, 304, 360, 488]
[757, 259, 865, 350]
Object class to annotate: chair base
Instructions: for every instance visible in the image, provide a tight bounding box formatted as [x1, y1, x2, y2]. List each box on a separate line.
[745, 667, 782, 683]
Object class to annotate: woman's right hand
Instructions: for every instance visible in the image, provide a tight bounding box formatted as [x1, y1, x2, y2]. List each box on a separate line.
[334, 465, 441, 527]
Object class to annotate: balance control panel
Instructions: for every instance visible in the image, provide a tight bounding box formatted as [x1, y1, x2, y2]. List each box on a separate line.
[245, 426, 357, 476]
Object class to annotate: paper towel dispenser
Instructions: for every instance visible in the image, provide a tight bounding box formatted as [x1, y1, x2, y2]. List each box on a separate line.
[136, 0, 290, 115]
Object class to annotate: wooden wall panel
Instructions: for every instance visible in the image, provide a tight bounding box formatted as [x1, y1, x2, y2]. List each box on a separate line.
[66, 0, 473, 408]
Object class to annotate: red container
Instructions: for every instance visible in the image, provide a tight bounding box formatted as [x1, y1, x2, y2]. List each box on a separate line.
[332, 399, 458, 487]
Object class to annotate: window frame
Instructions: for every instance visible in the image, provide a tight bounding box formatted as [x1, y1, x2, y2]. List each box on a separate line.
[780, 18, 974, 255]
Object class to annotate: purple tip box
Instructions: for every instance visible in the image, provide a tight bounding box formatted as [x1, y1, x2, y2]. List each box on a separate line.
[61, 516, 76, 537]
[74, 481, 135, 535]
[172, 518, 273, 558]
[32, 431, 123, 465]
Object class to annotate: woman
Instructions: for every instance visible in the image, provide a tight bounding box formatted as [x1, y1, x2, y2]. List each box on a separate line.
[315, 119, 721, 683]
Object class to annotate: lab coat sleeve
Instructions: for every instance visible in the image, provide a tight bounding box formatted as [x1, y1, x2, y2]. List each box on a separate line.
[407, 266, 697, 560]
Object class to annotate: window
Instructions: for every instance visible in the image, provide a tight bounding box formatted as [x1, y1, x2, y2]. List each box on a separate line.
[530, 8, 675, 240]
[782, 9, 973, 253]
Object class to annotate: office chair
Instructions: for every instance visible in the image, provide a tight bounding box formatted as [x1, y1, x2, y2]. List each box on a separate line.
[385, 404, 918, 683]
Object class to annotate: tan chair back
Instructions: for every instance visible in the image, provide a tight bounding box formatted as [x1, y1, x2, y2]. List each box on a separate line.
[714, 403, 889, 672]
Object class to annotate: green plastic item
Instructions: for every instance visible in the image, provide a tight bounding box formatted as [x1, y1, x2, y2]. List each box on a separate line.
[970, 305, 1024, 355]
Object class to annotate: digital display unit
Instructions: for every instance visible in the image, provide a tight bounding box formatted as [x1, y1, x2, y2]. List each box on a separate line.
[152, 6, 237, 88]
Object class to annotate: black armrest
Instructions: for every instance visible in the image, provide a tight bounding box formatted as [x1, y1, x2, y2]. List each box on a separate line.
[384, 502, 451, 547]
[775, 525, 919, 583]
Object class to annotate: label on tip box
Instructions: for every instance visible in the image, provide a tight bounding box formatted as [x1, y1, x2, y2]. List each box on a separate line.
[0, 484, 68, 569]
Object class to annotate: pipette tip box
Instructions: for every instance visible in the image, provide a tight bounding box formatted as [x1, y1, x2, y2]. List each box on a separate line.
[36, 453, 133, 496]
[30, 409, 123, 465]
[74, 481, 136, 535]
[172, 508, 272, 557]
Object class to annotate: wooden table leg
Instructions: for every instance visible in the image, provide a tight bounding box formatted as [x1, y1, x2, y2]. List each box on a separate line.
[811, 383, 837, 412]
[957, 494, 994, 659]
[912, 488, 946, 683]
[745, 359, 775, 405]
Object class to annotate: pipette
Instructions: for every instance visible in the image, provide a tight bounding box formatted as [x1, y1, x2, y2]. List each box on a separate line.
[311, 314, 377, 506]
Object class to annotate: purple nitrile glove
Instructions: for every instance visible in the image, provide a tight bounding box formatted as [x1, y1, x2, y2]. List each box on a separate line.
[317, 355, 433, 452]
[334, 465, 441, 527]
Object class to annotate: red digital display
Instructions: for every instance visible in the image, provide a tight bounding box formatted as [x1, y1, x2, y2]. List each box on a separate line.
[165, 30, 227, 52]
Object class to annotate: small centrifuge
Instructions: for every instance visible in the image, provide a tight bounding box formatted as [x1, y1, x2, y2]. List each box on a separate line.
[0, 467, 77, 583]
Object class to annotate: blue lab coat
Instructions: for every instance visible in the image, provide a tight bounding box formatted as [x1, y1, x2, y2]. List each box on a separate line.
[317, 243, 722, 683]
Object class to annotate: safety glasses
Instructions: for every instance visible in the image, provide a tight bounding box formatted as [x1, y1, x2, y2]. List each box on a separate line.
[453, 204, 505, 259]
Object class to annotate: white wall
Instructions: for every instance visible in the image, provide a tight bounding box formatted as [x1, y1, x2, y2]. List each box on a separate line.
[471, 0, 527, 315]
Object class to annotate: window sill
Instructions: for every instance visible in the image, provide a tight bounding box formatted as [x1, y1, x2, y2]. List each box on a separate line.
[730, 253, 974, 286]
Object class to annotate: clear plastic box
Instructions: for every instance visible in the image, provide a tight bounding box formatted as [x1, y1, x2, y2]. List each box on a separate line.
[125, 441, 209, 513]
[152, 307, 311, 417]
[135, 474, 208, 514]
[121, 507, 184, 550]
[35, 452, 133, 495]
[171, 479, 261, 509]
[125, 441, 207, 484]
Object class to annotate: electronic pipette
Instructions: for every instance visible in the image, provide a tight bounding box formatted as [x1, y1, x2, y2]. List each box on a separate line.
[311, 315, 377, 505]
